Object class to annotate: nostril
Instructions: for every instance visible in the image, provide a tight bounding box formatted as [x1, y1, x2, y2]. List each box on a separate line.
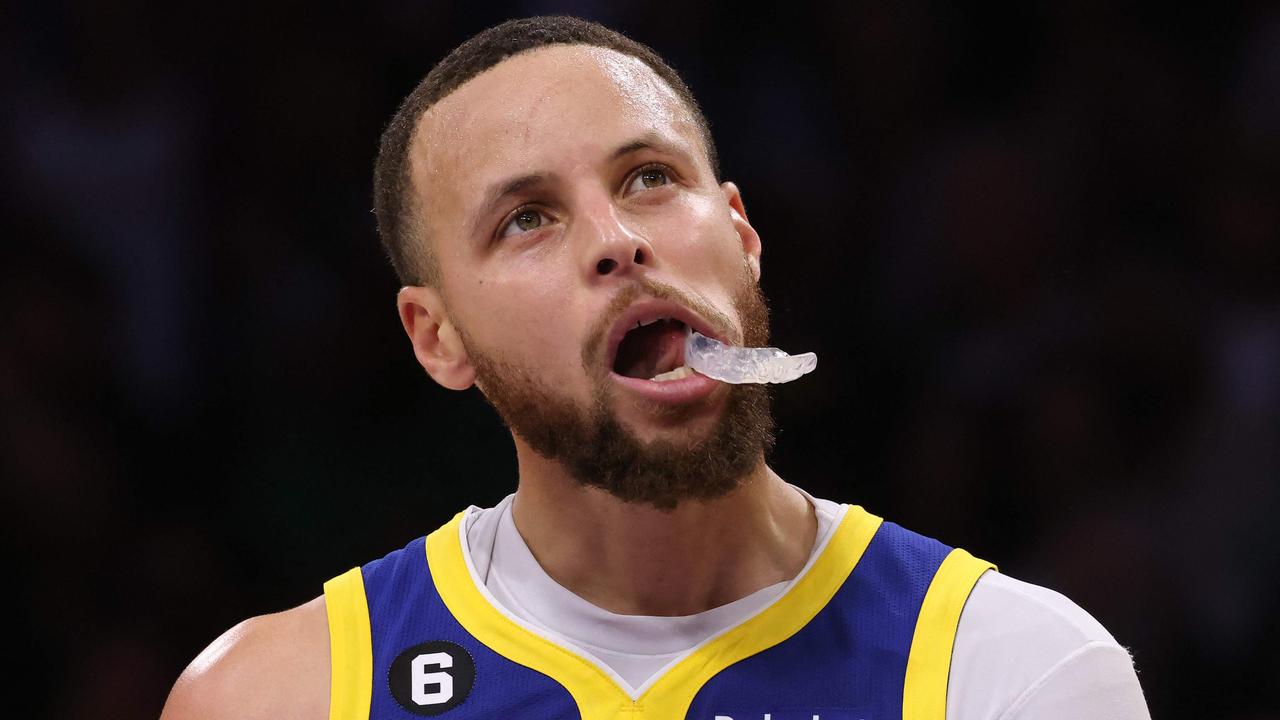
[596, 258, 617, 275]
[633, 249, 645, 264]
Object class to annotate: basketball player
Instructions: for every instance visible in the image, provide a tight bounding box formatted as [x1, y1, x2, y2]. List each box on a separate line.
[161, 16, 1150, 720]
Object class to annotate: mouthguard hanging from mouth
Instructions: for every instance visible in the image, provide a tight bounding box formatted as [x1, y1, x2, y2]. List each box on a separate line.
[684, 328, 817, 384]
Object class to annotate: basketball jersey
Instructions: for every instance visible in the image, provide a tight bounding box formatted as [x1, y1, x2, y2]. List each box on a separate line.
[323, 505, 993, 720]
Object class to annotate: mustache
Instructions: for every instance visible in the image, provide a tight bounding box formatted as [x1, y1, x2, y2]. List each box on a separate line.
[580, 278, 736, 374]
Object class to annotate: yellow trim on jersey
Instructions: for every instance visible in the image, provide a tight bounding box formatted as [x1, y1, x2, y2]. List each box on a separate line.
[639, 505, 882, 718]
[901, 548, 995, 720]
[426, 505, 883, 720]
[323, 567, 373, 720]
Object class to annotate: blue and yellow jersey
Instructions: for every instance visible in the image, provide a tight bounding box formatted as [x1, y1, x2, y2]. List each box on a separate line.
[324, 506, 993, 720]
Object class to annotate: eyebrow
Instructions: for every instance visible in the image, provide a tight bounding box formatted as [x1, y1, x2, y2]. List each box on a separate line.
[610, 133, 685, 161]
[470, 133, 690, 238]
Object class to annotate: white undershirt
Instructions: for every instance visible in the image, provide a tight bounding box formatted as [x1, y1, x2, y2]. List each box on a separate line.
[464, 492, 1150, 719]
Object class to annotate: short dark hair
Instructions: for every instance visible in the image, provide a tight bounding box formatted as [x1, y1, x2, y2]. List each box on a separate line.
[372, 15, 720, 287]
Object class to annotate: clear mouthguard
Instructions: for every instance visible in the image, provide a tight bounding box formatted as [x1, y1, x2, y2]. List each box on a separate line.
[684, 328, 817, 385]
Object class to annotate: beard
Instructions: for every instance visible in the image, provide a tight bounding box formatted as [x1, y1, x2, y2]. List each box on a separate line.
[461, 271, 775, 511]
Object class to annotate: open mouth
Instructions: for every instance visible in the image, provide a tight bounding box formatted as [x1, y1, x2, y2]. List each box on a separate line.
[612, 318, 694, 382]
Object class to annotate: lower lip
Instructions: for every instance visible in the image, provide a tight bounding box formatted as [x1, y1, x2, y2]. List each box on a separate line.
[609, 369, 723, 403]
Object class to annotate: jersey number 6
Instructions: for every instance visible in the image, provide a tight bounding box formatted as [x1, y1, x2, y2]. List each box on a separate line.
[410, 652, 453, 705]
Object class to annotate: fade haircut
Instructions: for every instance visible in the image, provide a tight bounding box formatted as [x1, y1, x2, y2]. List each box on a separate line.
[372, 15, 720, 288]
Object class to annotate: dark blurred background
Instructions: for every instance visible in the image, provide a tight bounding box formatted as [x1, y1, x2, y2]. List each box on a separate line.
[2, 1, 1278, 717]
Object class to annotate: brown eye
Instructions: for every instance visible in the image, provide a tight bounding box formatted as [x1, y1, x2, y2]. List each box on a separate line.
[626, 166, 671, 193]
[515, 210, 541, 230]
[641, 168, 668, 188]
[499, 208, 549, 238]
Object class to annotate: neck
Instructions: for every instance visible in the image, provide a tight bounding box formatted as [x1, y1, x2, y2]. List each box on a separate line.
[508, 439, 817, 616]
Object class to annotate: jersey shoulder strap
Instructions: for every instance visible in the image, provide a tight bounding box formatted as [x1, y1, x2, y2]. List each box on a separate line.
[324, 565, 373, 720]
[886, 521, 994, 719]
[323, 513, 582, 720]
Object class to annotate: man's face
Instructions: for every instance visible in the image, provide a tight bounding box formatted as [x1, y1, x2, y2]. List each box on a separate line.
[408, 45, 772, 507]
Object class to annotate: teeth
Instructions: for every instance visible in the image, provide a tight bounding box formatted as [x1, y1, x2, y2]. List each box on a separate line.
[650, 365, 694, 382]
[637, 317, 667, 328]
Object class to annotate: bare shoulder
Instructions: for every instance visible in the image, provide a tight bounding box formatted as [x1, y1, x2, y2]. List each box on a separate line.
[160, 595, 330, 720]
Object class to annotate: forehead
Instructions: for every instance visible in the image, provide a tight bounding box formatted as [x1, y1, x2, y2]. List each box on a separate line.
[409, 45, 702, 235]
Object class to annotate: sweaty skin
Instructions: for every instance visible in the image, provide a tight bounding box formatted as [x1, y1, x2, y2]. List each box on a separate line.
[161, 44, 807, 720]
[161, 597, 329, 720]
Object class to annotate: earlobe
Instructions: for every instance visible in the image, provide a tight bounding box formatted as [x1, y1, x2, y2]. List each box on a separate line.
[721, 181, 763, 282]
[397, 286, 476, 391]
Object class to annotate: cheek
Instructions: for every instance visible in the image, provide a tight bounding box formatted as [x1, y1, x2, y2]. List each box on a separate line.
[655, 195, 745, 280]
[456, 278, 591, 388]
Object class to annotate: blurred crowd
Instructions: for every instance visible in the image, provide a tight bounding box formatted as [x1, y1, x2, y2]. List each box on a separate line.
[2, 2, 1277, 717]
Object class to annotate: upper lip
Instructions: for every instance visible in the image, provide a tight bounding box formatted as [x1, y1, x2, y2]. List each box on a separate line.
[605, 299, 727, 373]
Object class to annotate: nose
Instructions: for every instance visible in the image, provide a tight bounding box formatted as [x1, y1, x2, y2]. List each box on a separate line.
[595, 248, 644, 276]
[577, 201, 654, 280]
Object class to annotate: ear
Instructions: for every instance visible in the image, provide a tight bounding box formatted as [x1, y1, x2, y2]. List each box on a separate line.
[720, 181, 762, 282]
[397, 286, 476, 391]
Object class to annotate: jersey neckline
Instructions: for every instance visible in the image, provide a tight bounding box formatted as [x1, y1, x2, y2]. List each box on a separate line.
[423, 502, 884, 719]
[483, 489, 841, 662]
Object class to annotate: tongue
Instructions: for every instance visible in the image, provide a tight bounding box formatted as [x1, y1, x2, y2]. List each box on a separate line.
[615, 322, 686, 379]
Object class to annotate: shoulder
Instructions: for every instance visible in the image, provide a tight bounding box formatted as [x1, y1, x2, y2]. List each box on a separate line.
[959, 570, 1116, 650]
[947, 571, 1150, 720]
[160, 595, 330, 720]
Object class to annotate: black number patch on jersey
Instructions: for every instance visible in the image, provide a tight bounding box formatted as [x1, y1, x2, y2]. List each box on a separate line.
[388, 641, 475, 716]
